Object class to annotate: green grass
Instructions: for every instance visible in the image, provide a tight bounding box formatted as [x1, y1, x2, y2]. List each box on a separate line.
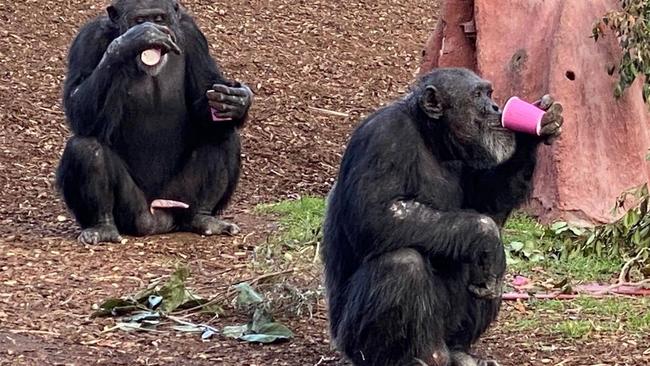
[254, 197, 326, 266]
[506, 297, 650, 338]
[256, 196, 326, 248]
[503, 213, 622, 282]
[254, 203, 623, 281]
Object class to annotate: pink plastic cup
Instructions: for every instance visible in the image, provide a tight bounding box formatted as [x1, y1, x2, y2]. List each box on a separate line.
[211, 107, 232, 122]
[501, 97, 545, 136]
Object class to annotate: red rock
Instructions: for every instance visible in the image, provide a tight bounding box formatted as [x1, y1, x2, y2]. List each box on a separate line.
[421, 0, 476, 72]
[421, 0, 650, 225]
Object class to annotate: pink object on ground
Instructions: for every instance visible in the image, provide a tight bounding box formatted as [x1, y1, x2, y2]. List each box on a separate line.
[149, 199, 189, 214]
[501, 97, 544, 135]
[511, 275, 530, 287]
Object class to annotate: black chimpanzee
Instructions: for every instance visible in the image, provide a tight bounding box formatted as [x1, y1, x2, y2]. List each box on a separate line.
[56, 0, 253, 244]
[321, 68, 563, 366]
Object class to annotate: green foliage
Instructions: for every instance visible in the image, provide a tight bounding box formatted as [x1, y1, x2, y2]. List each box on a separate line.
[502, 213, 557, 265]
[549, 184, 650, 262]
[223, 283, 294, 344]
[509, 297, 650, 338]
[256, 197, 325, 249]
[503, 213, 623, 281]
[255, 197, 325, 265]
[593, 1, 650, 102]
[93, 266, 222, 318]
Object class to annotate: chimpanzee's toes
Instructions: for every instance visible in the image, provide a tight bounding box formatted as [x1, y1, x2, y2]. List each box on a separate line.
[78, 225, 122, 245]
[188, 215, 240, 236]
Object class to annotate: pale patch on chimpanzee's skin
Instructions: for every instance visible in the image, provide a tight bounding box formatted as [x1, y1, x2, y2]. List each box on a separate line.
[477, 215, 500, 238]
[390, 200, 442, 222]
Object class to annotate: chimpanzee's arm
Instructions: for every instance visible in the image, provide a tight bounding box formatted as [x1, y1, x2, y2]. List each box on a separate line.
[463, 97, 563, 225]
[334, 116, 502, 264]
[462, 133, 540, 225]
[63, 18, 122, 141]
[181, 13, 251, 130]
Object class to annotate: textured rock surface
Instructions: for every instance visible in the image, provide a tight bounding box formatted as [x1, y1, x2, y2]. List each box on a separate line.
[422, 0, 650, 224]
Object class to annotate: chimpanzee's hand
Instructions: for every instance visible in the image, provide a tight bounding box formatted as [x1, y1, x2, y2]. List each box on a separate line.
[105, 23, 181, 64]
[534, 94, 563, 145]
[468, 248, 505, 299]
[207, 82, 252, 122]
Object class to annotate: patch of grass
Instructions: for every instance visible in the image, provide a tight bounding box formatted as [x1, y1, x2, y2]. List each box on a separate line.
[256, 196, 326, 248]
[550, 320, 594, 339]
[508, 317, 542, 332]
[503, 213, 622, 282]
[520, 297, 650, 338]
[254, 197, 326, 267]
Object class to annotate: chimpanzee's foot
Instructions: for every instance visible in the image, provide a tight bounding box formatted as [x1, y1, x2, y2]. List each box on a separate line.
[188, 214, 240, 236]
[78, 224, 123, 245]
[451, 352, 500, 366]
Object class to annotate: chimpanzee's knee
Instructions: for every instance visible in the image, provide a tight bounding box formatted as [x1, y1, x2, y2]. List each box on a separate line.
[57, 137, 107, 187]
[384, 248, 429, 279]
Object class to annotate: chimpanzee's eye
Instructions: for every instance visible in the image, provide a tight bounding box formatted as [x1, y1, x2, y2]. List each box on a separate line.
[154, 15, 165, 23]
[135, 17, 145, 24]
[487, 90, 493, 98]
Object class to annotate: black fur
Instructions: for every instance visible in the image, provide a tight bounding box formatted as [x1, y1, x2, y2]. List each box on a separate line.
[57, 0, 248, 243]
[322, 68, 545, 365]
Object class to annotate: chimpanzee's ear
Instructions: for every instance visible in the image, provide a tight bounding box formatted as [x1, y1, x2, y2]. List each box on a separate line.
[106, 5, 119, 23]
[420, 85, 444, 119]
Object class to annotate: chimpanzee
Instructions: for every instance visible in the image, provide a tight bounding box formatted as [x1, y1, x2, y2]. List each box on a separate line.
[321, 68, 563, 366]
[56, 0, 253, 244]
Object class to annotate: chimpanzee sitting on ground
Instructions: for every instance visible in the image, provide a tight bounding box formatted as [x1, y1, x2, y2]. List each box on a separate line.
[56, 0, 252, 244]
[321, 68, 563, 366]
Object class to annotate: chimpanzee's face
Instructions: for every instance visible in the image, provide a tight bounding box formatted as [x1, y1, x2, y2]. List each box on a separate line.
[107, 0, 180, 36]
[419, 69, 516, 168]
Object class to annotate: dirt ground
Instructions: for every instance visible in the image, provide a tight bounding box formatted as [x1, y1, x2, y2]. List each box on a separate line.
[0, 0, 648, 365]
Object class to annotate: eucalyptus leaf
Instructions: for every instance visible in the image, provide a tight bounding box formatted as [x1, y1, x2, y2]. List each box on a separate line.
[127, 311, 160, 323]
[239, 322, 293, 343]
[550, 222, 568, 231]
[116, 322, 143, 332]
[148, 295, 163, 309]
[222, 324, 249, 339]
[509, 241, 524, 252]
[172, 325, 204, 333]
[234, 283, 265, 308]
[201, 329, 216, 340]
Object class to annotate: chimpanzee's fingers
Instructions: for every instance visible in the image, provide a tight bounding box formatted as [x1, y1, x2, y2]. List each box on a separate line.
[540, 103, 563, 127]
[533, 95, 555, 111]
[208, 101, 239, 112]
[207, 91, 248, 106]
[539, 117, 562, 136]
[212, 110, 238, 119]
[212, 84, 251, 97]
[165, 38, 182, 55]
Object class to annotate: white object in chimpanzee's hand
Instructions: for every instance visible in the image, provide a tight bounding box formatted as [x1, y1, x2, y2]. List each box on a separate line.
[141, 48, 162, 66]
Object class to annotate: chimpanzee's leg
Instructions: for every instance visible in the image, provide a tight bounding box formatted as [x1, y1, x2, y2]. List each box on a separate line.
[335, 248, 450, 366]
[160, 132, 241, 236]
[57, 137, 175, 244]
[444, 264, 503, 366]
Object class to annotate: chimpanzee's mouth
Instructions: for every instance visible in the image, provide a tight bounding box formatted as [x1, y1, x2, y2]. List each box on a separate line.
[137, 52, 169, 76]
[486, 120, 509, 132]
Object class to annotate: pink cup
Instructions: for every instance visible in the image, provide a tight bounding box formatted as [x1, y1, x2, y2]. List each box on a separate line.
[501, 97, 545, 136]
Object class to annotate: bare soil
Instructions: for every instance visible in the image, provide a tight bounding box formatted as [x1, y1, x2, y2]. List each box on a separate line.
[0, 0, 648, 365]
